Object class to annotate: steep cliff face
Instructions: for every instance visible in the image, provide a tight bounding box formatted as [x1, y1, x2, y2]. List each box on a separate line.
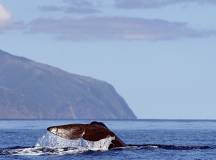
[0, 49, 136, 119]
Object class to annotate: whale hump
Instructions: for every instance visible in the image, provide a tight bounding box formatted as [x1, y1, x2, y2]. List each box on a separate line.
[47, 122, 114, 141]
[47, 121, 126, 149]
[47, 124, 85, 139]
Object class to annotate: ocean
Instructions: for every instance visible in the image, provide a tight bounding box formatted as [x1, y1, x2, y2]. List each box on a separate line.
[0, 120, 216, 160]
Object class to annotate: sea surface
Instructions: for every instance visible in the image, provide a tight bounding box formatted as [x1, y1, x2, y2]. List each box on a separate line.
[0, 120, 216, 160]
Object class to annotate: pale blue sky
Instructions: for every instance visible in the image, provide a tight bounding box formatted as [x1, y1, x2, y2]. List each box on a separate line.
[0, 0, 216, 119]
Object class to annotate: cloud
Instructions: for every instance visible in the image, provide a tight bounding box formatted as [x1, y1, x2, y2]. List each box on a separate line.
[39, 0, 100, 14]
[26, 16, 215, 41]
[0, 4, 11, 26]
[115, 0, 216, 9]
[2, 0, 215, 41]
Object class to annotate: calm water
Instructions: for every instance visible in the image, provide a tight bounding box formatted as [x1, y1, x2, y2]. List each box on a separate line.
[0, 120, 216, 159]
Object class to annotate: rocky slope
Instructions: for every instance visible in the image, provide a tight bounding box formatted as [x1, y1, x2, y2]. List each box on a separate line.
[0, 49, 136, 119]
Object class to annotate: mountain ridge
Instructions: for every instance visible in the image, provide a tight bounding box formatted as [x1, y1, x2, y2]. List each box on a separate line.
[0, 49, 136, 119]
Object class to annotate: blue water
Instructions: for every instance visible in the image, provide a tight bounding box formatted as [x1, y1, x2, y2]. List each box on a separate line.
[0, 120, 216, 159]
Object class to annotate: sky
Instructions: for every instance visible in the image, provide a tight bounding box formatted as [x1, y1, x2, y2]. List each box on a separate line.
[0, 0, 216, 119]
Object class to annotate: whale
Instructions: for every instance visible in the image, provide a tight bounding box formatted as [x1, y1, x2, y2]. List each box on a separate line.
[47, 121, 126, 149]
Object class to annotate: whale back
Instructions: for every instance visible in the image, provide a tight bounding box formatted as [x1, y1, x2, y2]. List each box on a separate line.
[90, 121, 108, 128]
[47, 124, 85, 139]
[47, 121, 126, 149]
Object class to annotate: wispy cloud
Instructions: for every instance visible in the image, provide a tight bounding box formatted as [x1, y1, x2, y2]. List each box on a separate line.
[39, 0, 100, 14]
[26, 16, 215, 41]
[0, 4, 11, 26]
[115, 0, 216, 9]
[2, 1, 216, 41]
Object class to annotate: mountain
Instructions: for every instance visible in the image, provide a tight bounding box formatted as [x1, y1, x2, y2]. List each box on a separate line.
[0, 49, 136, 119]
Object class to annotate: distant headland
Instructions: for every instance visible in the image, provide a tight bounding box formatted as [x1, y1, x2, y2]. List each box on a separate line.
[0, 49, 136, 119]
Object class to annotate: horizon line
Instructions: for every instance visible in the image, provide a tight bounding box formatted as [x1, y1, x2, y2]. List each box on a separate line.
[0, 118, 216, 121]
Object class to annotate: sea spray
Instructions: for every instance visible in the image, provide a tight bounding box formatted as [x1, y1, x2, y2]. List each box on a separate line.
[35, 131, 114, 151]
[0, 132, 116, 155]
[84, 136, 115, 151]
[35, 132, 82, 148]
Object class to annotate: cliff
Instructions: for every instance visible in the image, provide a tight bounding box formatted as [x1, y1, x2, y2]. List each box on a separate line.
[0, 49, 136, 119]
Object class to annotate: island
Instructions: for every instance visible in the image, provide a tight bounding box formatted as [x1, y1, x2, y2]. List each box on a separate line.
[0, 49, 136, 119]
